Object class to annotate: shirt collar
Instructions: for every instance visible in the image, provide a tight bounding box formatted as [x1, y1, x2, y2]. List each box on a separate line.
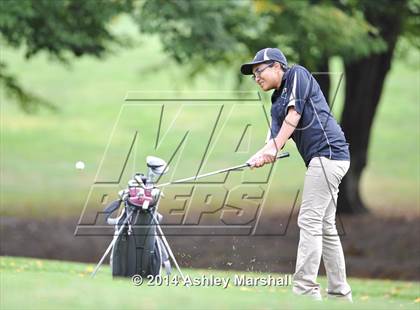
[271, 68, 290, 103]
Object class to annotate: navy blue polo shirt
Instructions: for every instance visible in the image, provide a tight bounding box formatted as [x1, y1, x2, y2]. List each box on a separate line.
[270, 65, 350, 166]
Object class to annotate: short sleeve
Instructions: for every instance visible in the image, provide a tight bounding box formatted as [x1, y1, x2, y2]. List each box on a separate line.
[287, 69, 312, 115]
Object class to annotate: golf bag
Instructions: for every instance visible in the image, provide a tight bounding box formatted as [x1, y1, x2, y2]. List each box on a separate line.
[92, 152, 290, 278]
[104, 184, 171, 278]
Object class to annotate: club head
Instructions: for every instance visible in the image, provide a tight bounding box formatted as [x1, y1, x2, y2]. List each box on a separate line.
[146, 156, 169, 181]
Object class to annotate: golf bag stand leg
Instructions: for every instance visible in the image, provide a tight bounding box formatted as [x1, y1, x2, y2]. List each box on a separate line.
[91, 210, 133, 278]
[152, 212, 187, 284]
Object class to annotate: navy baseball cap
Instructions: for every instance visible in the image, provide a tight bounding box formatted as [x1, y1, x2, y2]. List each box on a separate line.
[240, 48, 288, 75]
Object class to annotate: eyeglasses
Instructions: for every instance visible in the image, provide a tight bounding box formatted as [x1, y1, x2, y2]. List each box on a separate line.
[252, 62, 275, 81]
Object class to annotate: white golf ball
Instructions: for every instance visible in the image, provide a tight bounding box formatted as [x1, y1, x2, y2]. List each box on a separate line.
[75, 161, 85, 170]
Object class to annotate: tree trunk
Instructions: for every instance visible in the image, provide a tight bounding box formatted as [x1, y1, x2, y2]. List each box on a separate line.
[338, 1, 406, 213]
[313, 57, 331, 103]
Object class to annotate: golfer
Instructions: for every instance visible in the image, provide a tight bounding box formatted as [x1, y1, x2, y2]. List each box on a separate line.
[241, 48, 352, 301]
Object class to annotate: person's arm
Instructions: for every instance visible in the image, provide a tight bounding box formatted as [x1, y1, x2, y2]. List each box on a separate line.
[248, 68, 310, 168]
[268, 107, 300, 152]
[247, 111, 280, 164]
[249, 107, 300, 167]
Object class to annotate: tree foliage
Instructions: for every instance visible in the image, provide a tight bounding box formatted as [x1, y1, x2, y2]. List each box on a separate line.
[0, 0, 133, 112]
[403, 0, 420, 49]
[136, 0, 386, 72]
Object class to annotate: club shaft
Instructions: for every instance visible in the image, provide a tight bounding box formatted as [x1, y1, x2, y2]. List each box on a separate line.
[157, 152, 289, 188]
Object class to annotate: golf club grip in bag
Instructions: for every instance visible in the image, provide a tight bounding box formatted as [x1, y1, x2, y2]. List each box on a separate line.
[110, 208, 171, 278]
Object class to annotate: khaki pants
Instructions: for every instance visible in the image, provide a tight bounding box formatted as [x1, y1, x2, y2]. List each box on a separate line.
[292, 157, 352, 301]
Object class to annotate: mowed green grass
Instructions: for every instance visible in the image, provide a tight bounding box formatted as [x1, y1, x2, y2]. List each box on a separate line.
[1, 256, 419, 310]
[1, 17, 419, 217]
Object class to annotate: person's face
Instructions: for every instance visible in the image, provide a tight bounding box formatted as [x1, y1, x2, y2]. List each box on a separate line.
[252, 62, 283, 91]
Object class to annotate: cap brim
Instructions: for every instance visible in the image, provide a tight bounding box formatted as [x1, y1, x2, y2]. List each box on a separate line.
[240, 60, 266, 75]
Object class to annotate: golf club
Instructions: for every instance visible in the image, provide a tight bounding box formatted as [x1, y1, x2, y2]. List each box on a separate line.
[157, 152, 290, 188]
